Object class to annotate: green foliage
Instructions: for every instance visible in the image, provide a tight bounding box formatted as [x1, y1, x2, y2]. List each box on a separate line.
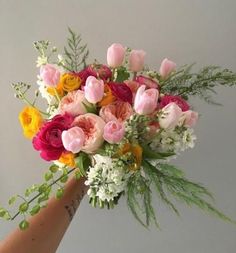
[0, 166, 77, 229]
[19, 220, 29, 230]
[127, 172, 159, 228]
[115, 66, 130, 82]
[142, 144, 175, 160]
[64, 28, 89, 72]
[161, 65, 236, 104]
[75, 152, 91, 176]
[127, 160, 234, 228]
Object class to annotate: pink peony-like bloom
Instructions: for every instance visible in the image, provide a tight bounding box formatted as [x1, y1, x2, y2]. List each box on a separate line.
[129, 50, 146, 72]
[32, 114, 73, 161]
[159, 95, 190, 112]
[40, 64, 61, 87]
[108, 82, 133, 104]
[59, 90, 89, 117]
[84, 76, 104, 103]
[135, 75, 160, 89]
[182, 110, 199, 127]
[99, 101, 133, 123]
[107, 43, 125, 68]
[103, 120, 125, 144]
[159, 58, 176, 79]
[72, 113, 105, 154]
[134, 85, 159, 115]
[62, 126, 85, 153]
[158, 102, 182, 129]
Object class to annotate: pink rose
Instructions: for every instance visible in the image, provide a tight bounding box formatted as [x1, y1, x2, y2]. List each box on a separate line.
[134, 85, 159, 115]
[32, 114, 73, 161]
[158, 102, 182, 129]
[182, 110, 199, 127]
[108, 82, 133, 104]
[84, 76, 104, 103]
[62, 127, 85, 153]
[129, 50, 146, 72]
[159, 58, 176, 79]
[103, 120, 125, 144]
[40, 64, 61, 87]
[159, 95, 190, 112]
[72, 113, 105, 154]
[135, 75, 160, 89]
[99, 101, 133, 123]
[107, 43, 125, 68]
[59, 90, 88, 117]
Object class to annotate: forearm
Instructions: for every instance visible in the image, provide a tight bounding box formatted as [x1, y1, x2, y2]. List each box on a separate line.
[0, 176, 86, 253]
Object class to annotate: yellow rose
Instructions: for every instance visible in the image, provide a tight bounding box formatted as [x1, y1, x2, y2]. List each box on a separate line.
[59, 152, 75, 168]
[47, 82, 65, 97]
[60, 73, 81, 92]
[19, 107, 43, 139]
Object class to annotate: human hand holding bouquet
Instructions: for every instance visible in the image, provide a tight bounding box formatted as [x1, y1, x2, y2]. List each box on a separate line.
[1, 29, 236, 230]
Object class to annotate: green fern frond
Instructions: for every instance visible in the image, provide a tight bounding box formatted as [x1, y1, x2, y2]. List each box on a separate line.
[161, 65, 236, 104]
[63, 28, 89, 72]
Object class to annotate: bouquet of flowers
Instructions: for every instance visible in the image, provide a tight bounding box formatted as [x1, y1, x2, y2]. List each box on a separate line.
[1, 29, 236, 230]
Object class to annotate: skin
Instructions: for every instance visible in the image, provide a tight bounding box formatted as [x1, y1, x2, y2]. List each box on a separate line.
[0, 176, 87, 253]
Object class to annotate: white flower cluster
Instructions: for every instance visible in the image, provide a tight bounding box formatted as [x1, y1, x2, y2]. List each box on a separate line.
[150, 127, 197, 153]
[85, 155, 128, 202]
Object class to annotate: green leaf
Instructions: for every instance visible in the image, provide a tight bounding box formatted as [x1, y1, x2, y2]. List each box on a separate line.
[56, 188, 64, 199]
[82, 102, 97, 114]
[0, 208, 6, 217]
[142, 144, 175, 159]
[74, 170, 81, 180]
[19, 220, 29, 230]
[74, 152, 91, 176]
[158, 163, 184, 178]
[19, 202, 29, 213]
[115, 66, 130, 82]
[49, 164, 59, 173]
[44, 172, 53, 181]
[60, 175, 68, 183]
[38, 183, 49, 193]
[30, 205, 41, 216]
[8, 196, 17, 205]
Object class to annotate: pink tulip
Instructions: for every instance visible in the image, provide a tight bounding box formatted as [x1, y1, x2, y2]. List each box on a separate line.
[103, 120, 125, 144]
[129, 50, 146, 72]
[182, 110, 199, 127]
[159, 58, 176, 79]
[134, 85, 159, 115]
[40, 64, 61, 87]
[84, 76, 104, 103]
[107, 43, 125, 68]
[158, 102, 182, 129]
[62, 127, 85, 153]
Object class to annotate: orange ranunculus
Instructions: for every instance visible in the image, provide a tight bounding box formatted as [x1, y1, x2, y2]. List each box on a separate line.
[98, 84, 115, 107]
[59, 152, 75, 168]
[60, 73, 81, 92]
[117, 142, 143, 170]
[19, 106, 43, 139]
[47, 82, 65, 97]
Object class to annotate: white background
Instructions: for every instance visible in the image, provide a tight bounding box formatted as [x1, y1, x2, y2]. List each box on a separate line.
[0, 0, 236, 252]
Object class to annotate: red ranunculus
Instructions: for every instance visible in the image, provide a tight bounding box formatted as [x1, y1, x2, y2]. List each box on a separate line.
[159, 95, 190, 111]
[77, 65, 97, 85]
[108, 82, 133, 104]
[32, 114, 74, 161]
[135, 75, 160, 90]
[93, 64, 112, 81]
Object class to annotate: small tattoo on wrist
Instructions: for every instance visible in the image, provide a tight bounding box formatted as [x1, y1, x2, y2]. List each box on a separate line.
[64, 190, 85, 221]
